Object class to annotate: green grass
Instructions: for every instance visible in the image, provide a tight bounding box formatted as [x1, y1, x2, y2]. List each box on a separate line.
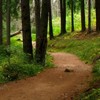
[75, 88, 100, 100]
[0, 37, 53, 83]
[48, 33, 100, 63]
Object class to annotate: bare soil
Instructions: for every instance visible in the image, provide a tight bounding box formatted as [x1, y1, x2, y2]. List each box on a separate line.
[0, 53, 92, 100]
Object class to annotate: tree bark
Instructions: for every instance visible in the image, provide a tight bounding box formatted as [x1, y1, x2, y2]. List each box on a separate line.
[21, 0, 33, 59]
[6, 0, 11, 45]
[60, 0, 66, 35]
[35, 0, 41, 63]
[71, 0, 74, 32]
[0, 0, 2, 45]
[35, 0, 48, 65]
[88, 0, 91, 33]
[48, 0, 54, 40]
[96, 0, 100, 31]
[81, 0, 86, 32]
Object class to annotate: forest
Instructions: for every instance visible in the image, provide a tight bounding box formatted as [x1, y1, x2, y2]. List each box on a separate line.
[0, 0, 100, 100]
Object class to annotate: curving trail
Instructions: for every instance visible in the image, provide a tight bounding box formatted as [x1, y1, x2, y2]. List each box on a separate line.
[0, 53, 92, 100]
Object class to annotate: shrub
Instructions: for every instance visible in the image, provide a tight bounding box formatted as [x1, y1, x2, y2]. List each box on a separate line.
[3, 63, 43, 81]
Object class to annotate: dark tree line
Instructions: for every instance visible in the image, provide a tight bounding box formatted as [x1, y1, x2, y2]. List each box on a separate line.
[0, 0, 100, 65]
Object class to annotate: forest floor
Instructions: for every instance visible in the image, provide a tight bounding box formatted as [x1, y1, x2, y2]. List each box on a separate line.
[0, 52, 92, 100]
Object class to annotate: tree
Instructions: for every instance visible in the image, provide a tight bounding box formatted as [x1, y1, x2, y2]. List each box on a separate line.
[71, 0, 74, 32]
[48, 0, 54, 40]
[81, 0, 86, 32]
[35, 0, 48, 65]
[21, 0, 33, 59]
[95, 0, 100, 31]
[60, 0, 66, 35]
[6, 0, 11, 45]
[35, 0, 41, 62]
[0, 0, 2, 45]
[88, 0, 91, 33]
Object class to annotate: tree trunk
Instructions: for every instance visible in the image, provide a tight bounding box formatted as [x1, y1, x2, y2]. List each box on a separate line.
[88, 0, 91, 33]
[48, 0, 54, 40]
[60, 0, 66, 35]
[35, 0, 48, 65]
[21, 0, 33, 59]
[6, 0, 11, 45]
[35, 0, 41, 63]
[71, 0, 74, 32]
[0, 0, 2, 45]
[63, 0, 66, 33]
[81, 0, 86, 32]
[96, 0, 100, 31]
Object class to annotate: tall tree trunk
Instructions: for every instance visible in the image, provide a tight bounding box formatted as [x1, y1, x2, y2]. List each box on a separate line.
[88, 0, 91, 33]
[0, 0, 2, 45]
[60, 0, 66, 35]
[71, 0, 74, 32]
[6, 0, 11, 45]
[96, 0, 100, 31]
[35, 0, 48, 65]
[63, 0, 66, 33]
[21, 0, 33, 59]
[48, 0, 54, 40]
[35, 0, 41, 62]
[81, 0, 86, 32]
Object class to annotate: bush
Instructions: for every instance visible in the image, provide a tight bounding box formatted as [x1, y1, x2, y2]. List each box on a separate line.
[93, 60, 100, 77]
[3, 63, 43, 81]
[3, 64, 23, 81]
[75, 88, 100, 100]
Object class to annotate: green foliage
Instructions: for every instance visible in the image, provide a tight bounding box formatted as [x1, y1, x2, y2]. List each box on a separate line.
[0, 69, 5, 83]
[48, 33, 100, 64]
[45, 54, 54, 68]
[32, 34, 36, 41]
[2, 63, 43, 81]
[75, 88, 100, 100]
[0, 38, 53, 83]
[93, 61, 100, 77]
[2, 0, 19, 19]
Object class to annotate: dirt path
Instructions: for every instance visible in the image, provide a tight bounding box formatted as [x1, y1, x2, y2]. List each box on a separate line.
[0, 53, 92, 100]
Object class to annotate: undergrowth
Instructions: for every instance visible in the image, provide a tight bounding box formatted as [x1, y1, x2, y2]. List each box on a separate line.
[75, 88, 100, 100]
[0, 38, 53, 83]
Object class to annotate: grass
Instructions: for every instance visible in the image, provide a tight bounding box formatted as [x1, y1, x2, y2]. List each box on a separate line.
[74, 88, 100, 100]
[0, 37, 53, 83]
[48, 33, 100, 63]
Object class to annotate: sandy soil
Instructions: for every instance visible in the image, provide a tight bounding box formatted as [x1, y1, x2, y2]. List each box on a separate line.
[0, 52, 92, 100]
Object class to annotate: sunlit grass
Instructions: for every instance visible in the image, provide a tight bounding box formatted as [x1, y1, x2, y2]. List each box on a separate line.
[48, 33, 100, 64]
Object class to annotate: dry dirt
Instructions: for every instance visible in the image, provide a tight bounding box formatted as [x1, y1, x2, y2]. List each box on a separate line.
[0, 52, 92, 100]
